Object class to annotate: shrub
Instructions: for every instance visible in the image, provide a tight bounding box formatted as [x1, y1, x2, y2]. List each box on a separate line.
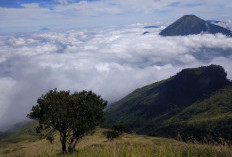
[103, 131, 119, 140]
[113, 124, 127, 135]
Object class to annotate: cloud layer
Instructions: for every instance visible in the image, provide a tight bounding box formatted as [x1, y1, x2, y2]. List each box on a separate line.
[0, 25, 232, 129]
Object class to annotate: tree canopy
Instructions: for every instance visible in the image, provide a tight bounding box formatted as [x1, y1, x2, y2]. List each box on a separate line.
[27, 89, 107, 154]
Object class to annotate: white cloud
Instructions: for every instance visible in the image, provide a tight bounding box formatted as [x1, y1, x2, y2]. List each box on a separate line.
[54, 1, 122, 15]
[21, 3, 40, 8]
[55, 0, 72, 5]
[0, 78, 17, 119]
[0, 0, 232, 32]
[0, 25, 232, 129]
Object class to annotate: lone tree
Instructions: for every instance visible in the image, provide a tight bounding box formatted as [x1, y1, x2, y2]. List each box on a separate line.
[27, 89, 107, 154]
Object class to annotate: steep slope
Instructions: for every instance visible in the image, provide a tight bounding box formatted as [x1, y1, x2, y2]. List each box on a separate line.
[145, 85, 232, 142]
[104, 65, 232, 142]
[159, 15, 232, 36]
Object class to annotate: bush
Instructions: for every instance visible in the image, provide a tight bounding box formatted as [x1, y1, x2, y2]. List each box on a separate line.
[113, 124, 127, 135]
[103, 131, 119, 140]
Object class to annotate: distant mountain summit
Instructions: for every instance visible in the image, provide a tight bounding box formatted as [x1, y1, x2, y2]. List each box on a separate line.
[159, 15, 232, 36]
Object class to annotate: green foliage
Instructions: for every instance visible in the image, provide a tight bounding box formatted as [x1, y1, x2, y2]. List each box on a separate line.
[113, 124, 127, 134]
[103, 124, 127, 140]
[159, 15, 232, 36]
[103, 130, 120, 140]
[104, 65, 232, 143]
[27, 89, 107, 154]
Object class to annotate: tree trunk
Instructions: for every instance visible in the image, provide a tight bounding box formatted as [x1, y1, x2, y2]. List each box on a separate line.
[68, 138, 74, 153]
[68, 137, 79, 153]
[59, 130, 68, 154]
[62, 140, 67, 154]
[60, 134, 67, 154]
[71, 138, 79, 152]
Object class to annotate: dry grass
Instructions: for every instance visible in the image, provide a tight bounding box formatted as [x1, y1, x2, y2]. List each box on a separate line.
[0, 128, 231, 157]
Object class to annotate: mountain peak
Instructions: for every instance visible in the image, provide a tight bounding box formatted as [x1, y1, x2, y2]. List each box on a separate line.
[159, 15, 232, 36]
[182, 14, 198, 18]
[180, 15, 204, 22]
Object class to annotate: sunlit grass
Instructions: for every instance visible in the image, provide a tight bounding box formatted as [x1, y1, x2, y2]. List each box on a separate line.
[0, 128, 231, 157]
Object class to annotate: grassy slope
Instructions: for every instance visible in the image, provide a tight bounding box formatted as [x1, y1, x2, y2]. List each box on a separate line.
[0, 127, 232, 157]
[104, 65, 232, 139]
[1, 121, 39, 143]
[167, 85, 232, 123]
[138, 85, 232, 143]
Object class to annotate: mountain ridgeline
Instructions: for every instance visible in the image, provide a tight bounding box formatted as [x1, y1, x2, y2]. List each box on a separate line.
[104, 65, 232, 143]
[159, 15, 232, 36]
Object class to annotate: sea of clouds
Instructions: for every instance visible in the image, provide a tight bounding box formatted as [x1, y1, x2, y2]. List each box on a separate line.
[0, 25, 232, 129]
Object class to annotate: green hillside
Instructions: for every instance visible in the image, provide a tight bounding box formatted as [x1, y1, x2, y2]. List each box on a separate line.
[168, 85, 232, 123]
[104, 65, 232, 143]
[159, 15, 232, 36]
[0, 121, 39, 143]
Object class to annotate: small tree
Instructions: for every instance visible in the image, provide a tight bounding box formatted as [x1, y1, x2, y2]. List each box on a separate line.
[103, 124, 127, 141]
[103, 130, 119, 140]
[27, 89, 107, 154]
[113, 124, 127, 135]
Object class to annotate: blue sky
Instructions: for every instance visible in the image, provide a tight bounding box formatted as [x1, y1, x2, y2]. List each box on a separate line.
[0, 0, 232, 32]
